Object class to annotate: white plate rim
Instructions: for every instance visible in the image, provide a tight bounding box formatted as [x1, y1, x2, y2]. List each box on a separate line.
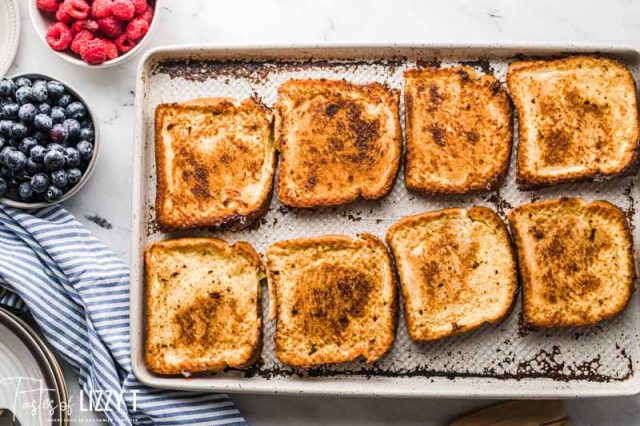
[0, 0, 20, 78]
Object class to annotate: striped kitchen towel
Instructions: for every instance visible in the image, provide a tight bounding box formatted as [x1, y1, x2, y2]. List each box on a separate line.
[0, 205, 247, 426]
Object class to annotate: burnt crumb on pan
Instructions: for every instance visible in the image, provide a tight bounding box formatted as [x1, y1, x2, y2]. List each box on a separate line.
[486, 190, 512, 218]
[415, 58, 442, 68]
[623, 180, 636, 231]
[460, 59, 494, 75]
[146, 205, 158, 236]
[153, 58, 405, 86]
[85, 214, 113, 230]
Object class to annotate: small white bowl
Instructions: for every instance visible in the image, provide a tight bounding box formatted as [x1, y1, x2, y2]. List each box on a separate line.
[0, 73, 100, 209]
[29, 0, 161, 68]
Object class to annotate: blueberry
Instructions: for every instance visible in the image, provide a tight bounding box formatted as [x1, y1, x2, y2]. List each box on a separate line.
[2, 103, 19, 119]
[76, 140, 93, 161]
[44, 149, 65, 170]
[30, 173, 48, 193]
[0, 136, 4, 151]
[18, 181, 32, 199]
[30, 145, 46, 162]
[0, 146, 11, 165]
[46, 81, 65, 99]
[31, 82, 48, 103]
[10, 123, 27, 140]
[0, 79, 16, 97]
[37, 103, 51, 115]
[50, 124, 68, 143]
[63, 147, 80, 167]
[19, 137, 37, 155]
[66, 102, 86, 119]
[33, 130, 49, 144]
[79, 126, 95, 142]
[15, 86, 32, 105]
[14, 77, 32, 88]
[0, 120, 12, 136]
[45, 185, 63, 202]
[7, 138, 19, 148]
[63, 119, 81, 140]
[56, 94, 72, 108]
[0, 177, 6, 197]
[18, 103, 37, 123]
[51, 169, 68, 187]
[67, 168, 82, 184]
[34, 114, 53, 131]
[50, 106, 66, 124]
[26, 158, 43, 174]
[47, 143, 65, 153]
[0, 166, 10, 178]
[5, 150, 27, 171]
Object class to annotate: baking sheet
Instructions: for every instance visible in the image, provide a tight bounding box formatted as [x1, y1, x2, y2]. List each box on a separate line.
[131, 44, 640, 397]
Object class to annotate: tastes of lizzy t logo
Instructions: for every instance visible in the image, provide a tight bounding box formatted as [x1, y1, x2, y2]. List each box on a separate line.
[1, 377, 138, 422]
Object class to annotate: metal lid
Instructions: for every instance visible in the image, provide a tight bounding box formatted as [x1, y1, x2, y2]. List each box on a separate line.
[0, 308, 68, 426]
[0, 0, 19, 77]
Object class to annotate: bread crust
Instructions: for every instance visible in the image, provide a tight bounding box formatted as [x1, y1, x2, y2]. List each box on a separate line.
[155, 98, 276, 231]
[508, 198, 636, 327]
[274, 79, 401, 208]
[145, 237, 264, 375]
[404, 67, 513, 195]
[507, 56, 640, 189]
[266, 233, 397, 366]
[386, 207, 517, 341]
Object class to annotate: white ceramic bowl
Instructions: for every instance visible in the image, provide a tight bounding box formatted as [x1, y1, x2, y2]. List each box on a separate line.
[29, 0, 161, 68]
[0, 73, 100, 209]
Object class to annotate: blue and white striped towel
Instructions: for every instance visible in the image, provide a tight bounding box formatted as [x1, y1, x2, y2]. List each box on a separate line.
[0, 205, 247, 426]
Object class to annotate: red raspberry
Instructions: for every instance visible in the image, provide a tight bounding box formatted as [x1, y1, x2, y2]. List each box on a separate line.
[46, 22, 73, 51]
[62, 0, 90, 19]
[55, 5, 74, 23]
[131, 0, 147, 16]
[114, 33, 137, 53]
[97, 16, 124, 39]
[91, 0, 113, 18]
[112, 0, 135, 20]
[139, 5, 153, 23]
[99, 39, 118, 60]
[36, 0, 59, 13]
[71, 19, 98, 35]
[125, 18, 148, 40]
[80, 39, 107, 64]
[70, 29, 94, 54]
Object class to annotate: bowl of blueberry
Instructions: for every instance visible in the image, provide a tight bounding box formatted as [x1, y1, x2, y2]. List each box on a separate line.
[0, 74, 98, 208]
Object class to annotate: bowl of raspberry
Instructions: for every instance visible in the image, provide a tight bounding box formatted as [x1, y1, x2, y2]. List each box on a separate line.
[29, 0, 159, 67]
[0, 74, 99, 208]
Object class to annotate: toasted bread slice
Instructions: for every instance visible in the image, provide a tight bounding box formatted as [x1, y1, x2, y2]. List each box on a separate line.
[275, 79, 401, 207]
[386, 207, 517, 341]
[266, 234, 396, 366]
[145, 237, 264, 374]
[404, 67, 513, 194]
[508, 198, 636, 327]
[507, 56, 640, 188]
[155, 97, 275, 230]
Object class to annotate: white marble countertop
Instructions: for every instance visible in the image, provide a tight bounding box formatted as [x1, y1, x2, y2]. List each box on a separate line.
[6, 0, 640, 424]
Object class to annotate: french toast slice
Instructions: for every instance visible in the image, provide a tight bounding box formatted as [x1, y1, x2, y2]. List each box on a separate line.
[507, 56, 640, 188]
[404, 67, 513, 194]
[274, 79, 401, 207]
[508, 198, 636, 327]
[145, 237, 264, 375]
[386, 207, 517, 341]
[266, 234, 397, 366]
[154, 97, 275, 230]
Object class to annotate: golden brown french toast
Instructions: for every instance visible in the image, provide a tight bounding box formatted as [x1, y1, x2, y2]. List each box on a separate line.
[145, 237, 264, 375]
[274, 79, 401, 207]
[386, 207, 517, 341]
[154, 97, 275, 230]
[507, 56, 639, 188]
[404, 67, 513, 194]
[508, 198, 636, 327]
[266, 234, 397, 366]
